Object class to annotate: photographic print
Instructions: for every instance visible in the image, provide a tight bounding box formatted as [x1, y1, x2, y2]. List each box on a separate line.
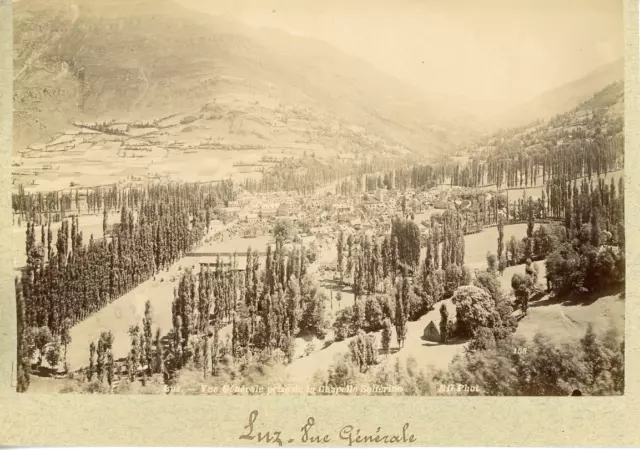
[11, 0, 625, 397]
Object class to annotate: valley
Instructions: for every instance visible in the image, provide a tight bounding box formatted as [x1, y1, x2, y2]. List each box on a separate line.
[13, 0, 625, 398]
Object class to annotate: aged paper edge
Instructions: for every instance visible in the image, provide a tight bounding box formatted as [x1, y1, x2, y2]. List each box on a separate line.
[0, 0, 639, 446]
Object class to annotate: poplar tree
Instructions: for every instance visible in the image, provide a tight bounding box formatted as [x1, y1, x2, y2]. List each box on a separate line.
[337, 231, 344, 283]
[15, 278, 30, 392]
[439, 304, 449, 344]
[60, 318, 72, 372]
[88, 341, 96, 382]
[106, 351, 114, 388]
[96, 339, 105, 382]
[381, 318, 392, 355]
[142, 300, 153, 375]
[394, 280, 408, 348]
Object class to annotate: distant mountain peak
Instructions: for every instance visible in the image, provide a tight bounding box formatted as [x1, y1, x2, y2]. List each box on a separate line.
[488, 59, 623, 130]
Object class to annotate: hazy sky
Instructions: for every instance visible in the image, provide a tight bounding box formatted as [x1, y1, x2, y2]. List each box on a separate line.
[178, 0, 623, 116]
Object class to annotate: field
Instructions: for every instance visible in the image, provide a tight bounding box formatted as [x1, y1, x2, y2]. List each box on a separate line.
[516, 290, 624, 344]
[13, 90, 412, 193]
[460, 223, 529, 269]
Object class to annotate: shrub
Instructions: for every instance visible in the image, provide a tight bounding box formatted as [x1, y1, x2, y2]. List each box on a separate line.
[349, 330, 377, 373]
[451, 286, 496, 338]
[467, 327, 496, 352]
[333, 307, 354, 342]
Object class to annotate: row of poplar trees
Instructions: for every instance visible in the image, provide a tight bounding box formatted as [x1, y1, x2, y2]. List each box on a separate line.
[15, 182, 237, 391]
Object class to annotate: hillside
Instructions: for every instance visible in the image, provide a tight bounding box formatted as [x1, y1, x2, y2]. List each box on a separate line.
[13, 0, 472, 166]
[489, 59, 623, 130]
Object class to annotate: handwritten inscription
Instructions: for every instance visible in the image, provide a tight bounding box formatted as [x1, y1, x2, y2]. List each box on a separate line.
[239, 410, 416, 446]
[239, 410, 284, 446]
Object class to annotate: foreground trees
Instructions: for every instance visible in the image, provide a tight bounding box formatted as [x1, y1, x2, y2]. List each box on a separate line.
[18, 180, 233, 339]
[79, 241, 328, 388]
[445, 325, 624, 396]
[313, 324, 624, 396]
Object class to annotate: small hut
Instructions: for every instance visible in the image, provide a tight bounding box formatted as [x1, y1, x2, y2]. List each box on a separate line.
[422, 321, 441, 342]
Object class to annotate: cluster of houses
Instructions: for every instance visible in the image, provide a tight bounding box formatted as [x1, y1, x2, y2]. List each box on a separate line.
[207, 181, 497, 266]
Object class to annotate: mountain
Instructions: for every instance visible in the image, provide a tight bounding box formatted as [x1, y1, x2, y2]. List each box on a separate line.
[13, 0, 473, 158]
[489, 59, 624, 130]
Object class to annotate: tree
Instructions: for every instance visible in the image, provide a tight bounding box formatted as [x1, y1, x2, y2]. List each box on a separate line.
[298, 276, 327, 339]
[103, 208, 108, 238]
[545, 243, 583, 293]
[273, 218, 294, 242]
[15, 278, 30, 392]
[444, 264, 464, 298]
[60, 318, 72, 372]
[590, 208, 601, 247]
[45, 341, 61, 369]
[526, 196, 535, 258]
[337, 231, 344, 282]
[486, 253, 498, 274]
[32, 326, 53, 367]
[447, 327, 624, 396]
[154, 327, 164, 375]
[381, 318, 392, 354]
[533, 224, 554, 258]
[106, 350, 115, 388]
[286, 276, 302, 336]
[511, 272, 533, 316]
[127, 325, 141, 382]
[349, 329, 377, 372]
[142, 300, 153, 375]
[473, 270, 503, 305]
[364, 296, 384, 331]
[95, 331, 114, 383]
[96, 340, 105, 382]
[394, 278, 409, 348]
[88, 342, 96, 381]
[439, 304, 449, 344]
[451, 286, 496, 338]
[507, 235, 519, 265]
[497, 219, 505, 273]
[202, 328, 212, 378]
[467, 327, 496, 352]
[334, 307, 355, 342]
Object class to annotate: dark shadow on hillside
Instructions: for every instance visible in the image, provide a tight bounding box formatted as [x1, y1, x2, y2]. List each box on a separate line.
[422, 336, 467, 347]
[530, 285, 624, 308]
[33, 365, 60, 378]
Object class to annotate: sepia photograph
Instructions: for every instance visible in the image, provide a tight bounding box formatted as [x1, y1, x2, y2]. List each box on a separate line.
[11, 0, 626, 397]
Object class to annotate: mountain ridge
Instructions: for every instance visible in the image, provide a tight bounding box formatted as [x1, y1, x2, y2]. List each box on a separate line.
[488, 58, 623, 130]
[13, 0, 474, 156]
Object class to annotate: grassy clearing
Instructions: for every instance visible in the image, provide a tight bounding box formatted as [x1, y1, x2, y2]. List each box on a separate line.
[516, 290, 624, 344]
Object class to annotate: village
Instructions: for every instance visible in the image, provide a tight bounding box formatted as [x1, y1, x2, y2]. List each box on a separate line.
[10, 0, 625, 397]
